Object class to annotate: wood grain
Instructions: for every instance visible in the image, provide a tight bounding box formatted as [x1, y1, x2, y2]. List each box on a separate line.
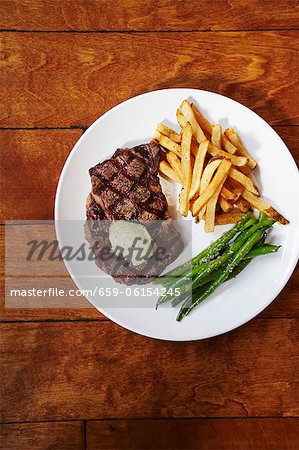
[1, 0, 299, 31]
[87, 418, 299, 450]
[0, 129, 82, 221]
[0, 32, 298, 127]
[1, 320, 298, 422]
[0, 422, 84, 450]
[0, 127, 298, 222]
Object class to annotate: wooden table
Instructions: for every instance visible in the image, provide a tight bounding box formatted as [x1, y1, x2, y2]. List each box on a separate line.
[1, 1, 298, 449]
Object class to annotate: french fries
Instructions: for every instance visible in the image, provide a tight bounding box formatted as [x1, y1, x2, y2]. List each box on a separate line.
[219, 196, 234, 213]
[215, 211, 248, 225]
[180, 100, 206, 143]
[159, 161, 182, 184]
[221, 186, 238, 202]
[191, 103, 237, 154]
[192, 159, 232, 216]
[242, 190, 289, 224]
[154, 131, 181, 157]
[229, 167, 259, 196]
[157, 123, 181, 143]
[208, 143, 247, 167]
[211, 124, 222, 149]
[154, 99, 289, 230]
[235, 197, 251, 213]
[178, 122, 193, 216]
[225, 128, 257, 169]
[205, 183, 223, 232]
[176, 108, 187, 128]
[196, 158, 222, 222]
[166, 152, 183, 182]
[189, 140, 209, 200]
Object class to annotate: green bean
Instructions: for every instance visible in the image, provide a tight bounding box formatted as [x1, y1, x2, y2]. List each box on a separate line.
[153, 212, 251, 285]
[244, 245, 280, 259]
[191, 219, 274, 289]
[177, 230, 265, 321]
[242, 218, 258, 229]
[156, 219, 274, 307]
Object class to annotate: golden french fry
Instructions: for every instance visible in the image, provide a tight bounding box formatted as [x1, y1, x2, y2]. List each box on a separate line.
[155, 132, 181, 157]
[180, 100, 206, 143]
[178, 122, 193, 216]
[241, 190, 289, 224]
[225, 179, 244, 200]
[191, 103, 237, 154]
[159, 161, 182, 184]
[229, 167, 259, 196]
[176, 108, 187, 128]
[219, 196, 234, 213]
[225, 128, 257, 169]
[205, 180, 226, 232]
[195, 159, 222, 221]
[211, 124, 222, 149]
[166, 152, 183, 182]
[235, 197, 251, 213]
[215, 211, 250, 225]
[208, 143, 247, 167]
[189, 140, 209, 200]
[190, 103, 212, 135]
[238, 164, 252, 176]
[157, 123, 181, 143]
[190, 137, 199, 157]
[192, 159, 232, 216]
[221, 186, 238, 201]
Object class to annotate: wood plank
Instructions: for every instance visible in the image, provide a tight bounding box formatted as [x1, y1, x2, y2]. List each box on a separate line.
[0, 32, 298, 127]
[0, 422, 84, 450]
[1, 0, 299, 31]
[1, 320, 298, 422]
[87, 418, 299, 450]
[0, 129, 82, 221]
[273, 126, 299, 160]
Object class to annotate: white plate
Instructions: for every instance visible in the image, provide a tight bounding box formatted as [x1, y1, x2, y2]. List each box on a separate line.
[55, 88, 299, 341]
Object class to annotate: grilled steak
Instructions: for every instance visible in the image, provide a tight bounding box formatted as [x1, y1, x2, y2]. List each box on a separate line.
[85, 142, 183, 284]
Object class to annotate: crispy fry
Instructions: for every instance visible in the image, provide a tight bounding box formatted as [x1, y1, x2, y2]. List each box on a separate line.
[211, 124, 222, 149]
[205, 180, 226, 232]
[219, 196, 234, 213]
[166, 151, 183, 182]
[159, 161, 182, 184]
[192, 159, 232, 216]
[191, 137, 199, 157]
[178, 123, 193, 216]
[189, 140, 209, 200]
[235, 197, 251, 213]
[180, 100, 206, 143]
[191, 103, 212, 135]
[215, 211, 249, 225]
[157, 123, 181, 143]
[225, 128, 257, 169]
[238, 164, 252, 176]
[229, 167, 259, 196]
[208, 143, 247, 167]
[154, 132, 181, 157]
[195, 159, 222, 221]
[191, 103, 237, 154]
[220, 185, 238, 201]
[176, 108, 187, 128]
[225, 178, 244, 200]
[241, 190, 289, 224]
